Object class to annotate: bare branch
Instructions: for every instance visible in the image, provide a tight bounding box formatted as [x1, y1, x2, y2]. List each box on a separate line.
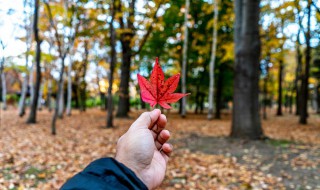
[312, 1, 320, 14]
[44, 1, 63, 58]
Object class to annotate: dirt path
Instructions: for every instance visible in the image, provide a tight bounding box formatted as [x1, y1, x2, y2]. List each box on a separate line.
[179, 134, 320, 189]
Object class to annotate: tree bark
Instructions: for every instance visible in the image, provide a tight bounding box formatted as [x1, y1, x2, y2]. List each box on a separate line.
[276, 60, 283, 116]
[116, 0, 135, 118]
[262, 57, 269, 120]
[37, 82, 43, 110]
[312, 84, 318, 111]
[194, 85, 200, 114]
[181, 0, 189, 118]
[19, 0, 32, 117]
[29, 62, 34, 106]
[215, 68, 223, 119]
[294, 30, 302, 115]
[107, 0, 117, 128]
[27, 0, 42, 124]
[231, 0, 262, 139]
[299, 0, 311, 124]
[1, 72, 6, 110]
[208, 0, 219, 120]
[58, 81, 64, 118]
[47, 78, 52, 112]
[66, 55, 73, 116]
[116, 35, 132, 117]
[19, 74, 28, 116]
[51, 59, 65, 135]
[80, 41, 89, 112]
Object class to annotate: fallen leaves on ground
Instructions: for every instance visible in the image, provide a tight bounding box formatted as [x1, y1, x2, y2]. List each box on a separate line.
[0, 108, 319, 189]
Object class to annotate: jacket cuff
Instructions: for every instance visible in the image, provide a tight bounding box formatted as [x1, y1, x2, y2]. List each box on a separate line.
[81, 158, 148, 190]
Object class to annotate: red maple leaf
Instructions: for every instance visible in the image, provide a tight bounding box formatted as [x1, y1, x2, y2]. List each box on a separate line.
[137, 57, 189, 109]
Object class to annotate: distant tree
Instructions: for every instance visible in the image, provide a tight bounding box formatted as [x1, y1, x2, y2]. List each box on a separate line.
[294, 29, 302, 115]
[44, 0, 78, 134]
[299, 0, 312, 124]
[116, 0, 164, 117]
[27, 0, 42, 124]
[0, 43, 6, 110]
[207, 0, 219, 120]
[180, 0, 189, 118]
[231, 0, 262, 139]
[18, 0, 33, 117]
[106, 0, 117, 128]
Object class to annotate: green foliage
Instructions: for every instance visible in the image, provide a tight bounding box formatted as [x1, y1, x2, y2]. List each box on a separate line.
[267, 139, 293, 148]
[6, 94, 19, 103]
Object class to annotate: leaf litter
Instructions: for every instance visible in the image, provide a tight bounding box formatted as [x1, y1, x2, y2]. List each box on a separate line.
[0, 108, 319, 189]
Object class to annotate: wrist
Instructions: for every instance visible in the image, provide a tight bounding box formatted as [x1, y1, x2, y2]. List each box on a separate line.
[115, 156, 149, 189]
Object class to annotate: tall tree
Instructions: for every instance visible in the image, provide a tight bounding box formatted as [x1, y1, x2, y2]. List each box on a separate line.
[277, 60, 283, 116]
[116, 0, 164, 117]
[45, 1, 78, 134]
[294, 29, 302, 115]
[19, 0, 33, 117]
[0, 44, 5, 110]
[116, 0, 135, 117]
[106, 0, 117, 128]
[231, 0, 262, 139]
[208, 0, 219, 120]
[276, 17, 286, 116]
[299, 0, 312, 124]
[27, 0, 42, 123]
[66, 52, 74, 116]
[79, 40, 89, 112]
[181, 0, 189, 118]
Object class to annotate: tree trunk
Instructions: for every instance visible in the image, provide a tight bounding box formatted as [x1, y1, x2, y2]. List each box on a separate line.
[58, 82, 64, 118]
[215, 68, 223, 119]
[95, 60, 105, 111]
[299, 0, 311, 124]
[29, 62, 34, 106]
[51, 58, 65, 135]
[47, 78, 52, 112]
[262, 60, 269, 120]
[200, 93, 204, 114]
[289, 92, 293, 114]
[80, 41, 89, 112]
[116, 0, 135, 118]
[1, 72, 6, 110]
[19, 48, 31, 116]
[117, 41, 132, 116]
[231, 0, 262, 139]
[208, 0, 219, 120]
[19, 74, 28, 116]
[276, 60, 283, 116]
[27, 0, 42, 124]
[116, 40, 131, 117]
[294, 30, 302, 115]
[107, 0, 117, 128]
[194, 85, 200, 114]
[312, 85, 317, 111]
[19, 0, 32, 116]
[66, 55, 73, 116]
[181, 0, 189, 118]
[37, 82, 43, 110]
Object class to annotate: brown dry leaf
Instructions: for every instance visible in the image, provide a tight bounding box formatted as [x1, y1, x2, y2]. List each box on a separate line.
[0, 108, 319, 189]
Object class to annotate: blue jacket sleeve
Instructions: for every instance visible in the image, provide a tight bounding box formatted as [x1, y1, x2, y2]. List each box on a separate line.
[60, 158, 148, 190]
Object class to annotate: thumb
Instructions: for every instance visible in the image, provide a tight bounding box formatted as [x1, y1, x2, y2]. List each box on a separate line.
[130, 109, 161, 130]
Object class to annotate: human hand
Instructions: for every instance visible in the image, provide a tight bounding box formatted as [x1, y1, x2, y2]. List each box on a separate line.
[115, 109, 173, 190]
